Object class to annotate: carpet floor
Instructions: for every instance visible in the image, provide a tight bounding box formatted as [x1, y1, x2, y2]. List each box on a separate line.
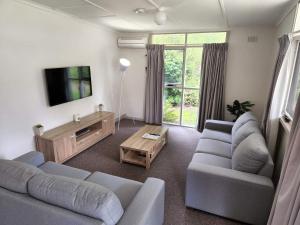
[65, 119, 244, 225]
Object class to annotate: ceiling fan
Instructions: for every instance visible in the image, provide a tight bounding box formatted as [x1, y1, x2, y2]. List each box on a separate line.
[134, 0, 184, 25]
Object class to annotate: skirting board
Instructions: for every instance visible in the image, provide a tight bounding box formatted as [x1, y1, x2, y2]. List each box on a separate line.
[114, 113, 127, 123]
[115, 114, 145, 123]
[124, 115, 145, 122]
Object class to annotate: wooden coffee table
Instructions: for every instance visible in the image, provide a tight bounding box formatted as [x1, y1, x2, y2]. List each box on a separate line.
[120, 125, 168, 169]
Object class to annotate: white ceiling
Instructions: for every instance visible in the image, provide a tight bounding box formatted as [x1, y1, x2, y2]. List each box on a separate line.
[27, 0, 294, 31]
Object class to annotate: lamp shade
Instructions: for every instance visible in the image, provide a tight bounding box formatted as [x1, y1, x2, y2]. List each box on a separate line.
[120, 58, 131, 72]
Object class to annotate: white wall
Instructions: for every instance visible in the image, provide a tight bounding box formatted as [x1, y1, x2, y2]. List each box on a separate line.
[120, 48, 147, 120]
[0, 0, 120, 159]
[119, 28, 276, 122]
[225, 27, 276, 121]
[119, 33, 148, 120]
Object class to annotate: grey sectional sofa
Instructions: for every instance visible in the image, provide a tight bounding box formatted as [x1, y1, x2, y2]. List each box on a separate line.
[185, 112, 275, 225]
[0, 151, 165, 225]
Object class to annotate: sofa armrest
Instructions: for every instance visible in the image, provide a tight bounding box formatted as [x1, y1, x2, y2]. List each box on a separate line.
[118, 178, 165, 225]
[186, 162, 274, 225]
[204, 120, 234, 133]
[14, 151, 45, 167]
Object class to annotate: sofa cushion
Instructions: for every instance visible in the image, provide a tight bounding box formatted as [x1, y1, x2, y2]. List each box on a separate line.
[28, 173, 123, 225]
[232, 112, 257, 136]
[39, 162, 91, 180]
[204, 120, 234, 133]
[191, 153, 231, 169]
[14, 151, 45, 167]
[201, 129, 232, 144]
[258, 155, 274, 178]
[86, 172, 142, 208]
[232, 133, 269, 174]
[0, 159, 42, 193]
[195, 138, 232, 158]
[231, 121, 261, 154]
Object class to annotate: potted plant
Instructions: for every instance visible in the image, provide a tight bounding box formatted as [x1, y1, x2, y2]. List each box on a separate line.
[227, 100, 254, 122]
[34, 124, 44, 136]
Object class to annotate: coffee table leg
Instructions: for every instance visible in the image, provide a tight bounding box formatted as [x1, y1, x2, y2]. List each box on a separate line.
[120, 147, 124, 163]
[146, 152, 150, 169]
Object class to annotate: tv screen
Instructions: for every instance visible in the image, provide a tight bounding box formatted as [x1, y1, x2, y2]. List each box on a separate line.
[45, 66, 92, 106]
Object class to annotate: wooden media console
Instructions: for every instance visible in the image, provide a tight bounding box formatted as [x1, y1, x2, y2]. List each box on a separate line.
[36, 111, 115, 163]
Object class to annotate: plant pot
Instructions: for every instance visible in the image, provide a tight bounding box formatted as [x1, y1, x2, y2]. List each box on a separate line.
[99, 104, 103, 112]
[34, 126, 44, 136]
[73, 114, 81, 122]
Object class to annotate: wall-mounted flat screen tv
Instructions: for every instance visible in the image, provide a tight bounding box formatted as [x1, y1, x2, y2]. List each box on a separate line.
[45, 66, 92, 106]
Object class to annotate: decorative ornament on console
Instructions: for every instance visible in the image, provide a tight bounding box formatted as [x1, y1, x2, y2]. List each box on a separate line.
[99, 104, 103, 112]
[33, 124, 44, 136]
[73, 114, 81, 122]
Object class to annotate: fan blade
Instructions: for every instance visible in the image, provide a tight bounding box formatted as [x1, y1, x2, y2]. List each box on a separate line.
[146, 0, 160, 9]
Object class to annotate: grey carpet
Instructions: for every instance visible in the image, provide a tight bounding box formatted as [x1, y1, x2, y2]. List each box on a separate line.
[65, 119, 244, 225]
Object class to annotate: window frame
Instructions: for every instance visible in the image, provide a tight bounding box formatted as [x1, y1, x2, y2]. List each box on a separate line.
[150, 31, 229, 47]
[284, 41, 300, 120]
[151, 31, 228, 127]
[283, 40, 300, 121]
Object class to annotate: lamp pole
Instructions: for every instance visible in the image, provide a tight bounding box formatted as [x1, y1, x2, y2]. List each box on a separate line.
[117, 58, 132, 130]
[117, 71, 124, 130]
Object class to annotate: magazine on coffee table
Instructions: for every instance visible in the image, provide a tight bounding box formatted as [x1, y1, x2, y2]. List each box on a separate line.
[142, 133, 161, 140]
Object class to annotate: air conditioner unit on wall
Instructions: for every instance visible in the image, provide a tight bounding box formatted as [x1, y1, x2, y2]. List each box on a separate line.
[117, 37, 148, 49]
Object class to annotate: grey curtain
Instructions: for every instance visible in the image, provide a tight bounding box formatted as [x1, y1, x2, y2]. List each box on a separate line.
[261, 35, 290, 136]
[144, 44, 165, 124]
[197, 43, 228, 132]
[267, 95, 300, 225]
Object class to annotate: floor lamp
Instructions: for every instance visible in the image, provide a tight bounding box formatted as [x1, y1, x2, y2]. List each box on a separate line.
[118, 58, 131, 130]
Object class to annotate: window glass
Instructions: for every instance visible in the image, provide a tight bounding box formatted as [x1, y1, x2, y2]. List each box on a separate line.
[68, 67, 79, 79]
[286, 45, 300, 117]
[187, 32, 227, 44]
[163, 88, 182, 124]
[164, 50, 183, 85]
[185, 47, 202, 88]
[182, 89, 199, 126]
[152, 34, 185, 45]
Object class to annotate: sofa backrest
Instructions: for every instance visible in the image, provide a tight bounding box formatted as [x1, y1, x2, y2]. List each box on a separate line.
[258, 154, 274, 178]
[232, 112, 257, 136]
[0, 159, 42, 193]
[232, 133, 270, 174]
[231, 121, 261, 154]
[0, 159, 124, 225]
[28, 173, 124, 225]
[0, 187, 105, 225]
[230, 112, 274, 177]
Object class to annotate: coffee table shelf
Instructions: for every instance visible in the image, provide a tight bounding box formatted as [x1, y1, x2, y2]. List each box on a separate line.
[120, 125, 168, 169]
[122, 151, 147, 167]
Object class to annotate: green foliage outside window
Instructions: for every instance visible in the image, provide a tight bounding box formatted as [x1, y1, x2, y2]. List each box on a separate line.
[164, 50, 183, 84]
[152, 33, 185, 45]
[187, 32, 227, 44]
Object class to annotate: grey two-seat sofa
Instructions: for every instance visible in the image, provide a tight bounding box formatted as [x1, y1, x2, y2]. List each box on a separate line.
[185, 112, 275, 225]
[0, 151, 165, 225]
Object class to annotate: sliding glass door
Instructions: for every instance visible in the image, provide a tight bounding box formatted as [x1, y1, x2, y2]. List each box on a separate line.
[152, 32, 227, 128]
[163, 49, 183, 125]
[163, 47, 201, 127]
